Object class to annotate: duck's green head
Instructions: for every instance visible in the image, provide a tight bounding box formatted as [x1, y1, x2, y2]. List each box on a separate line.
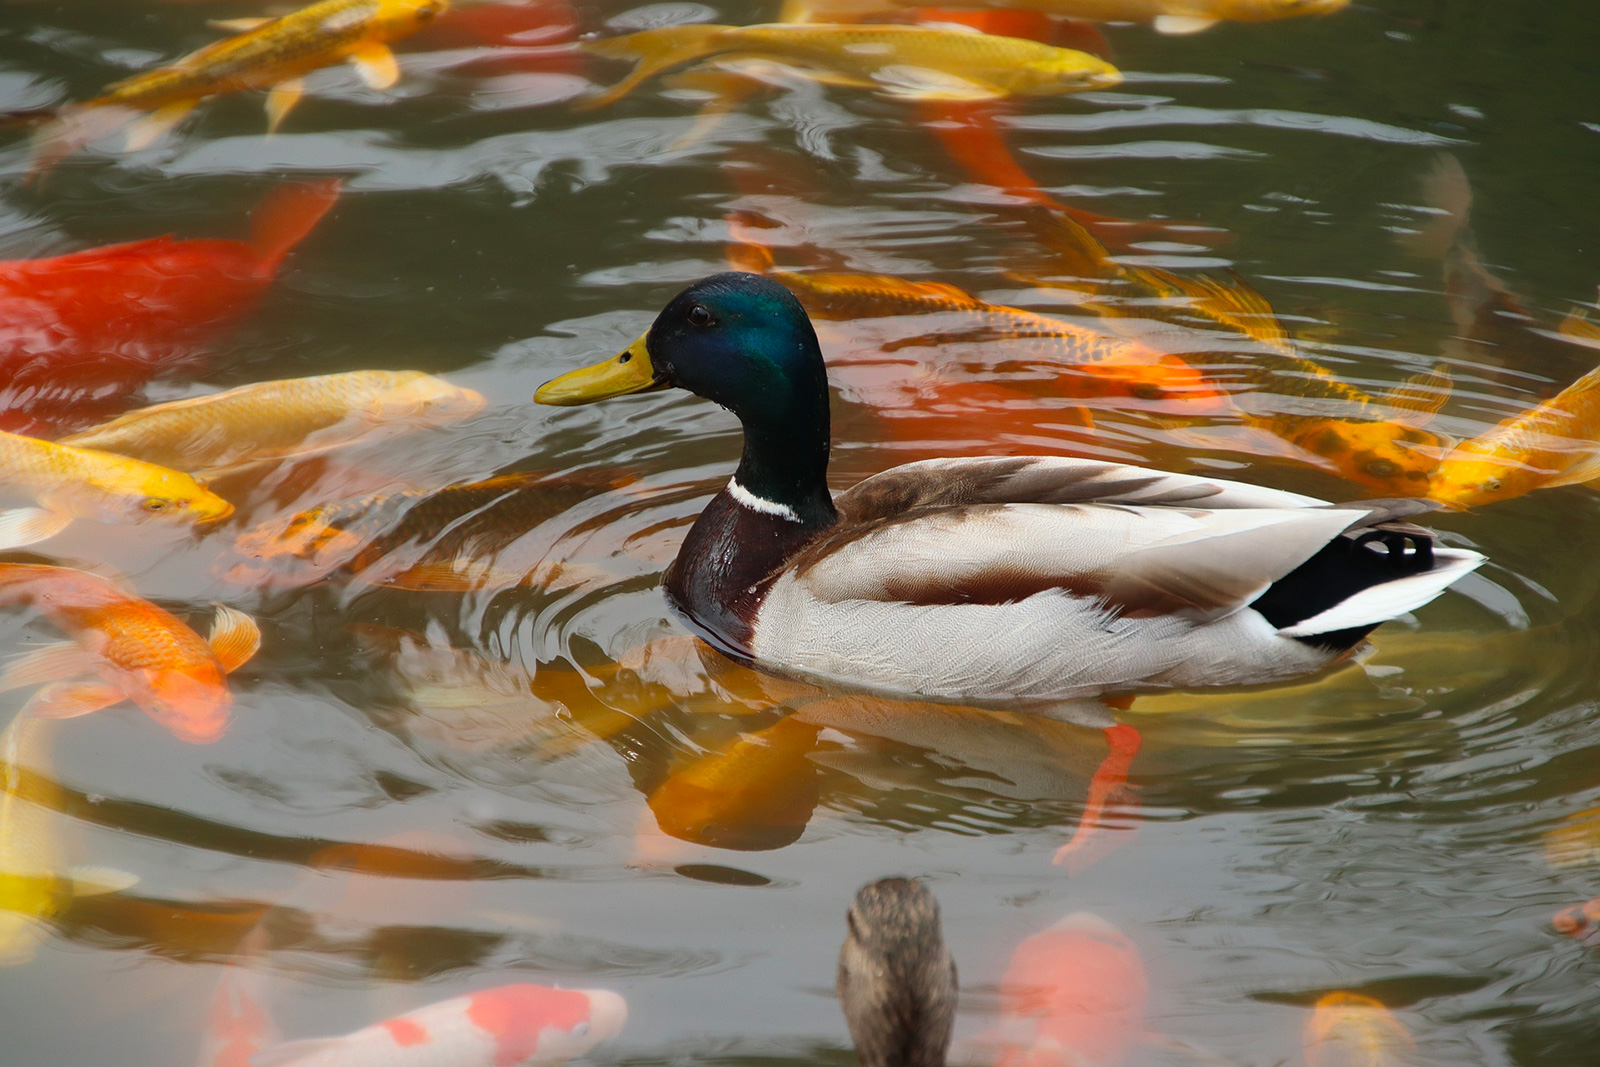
[535, 272, 828, 422]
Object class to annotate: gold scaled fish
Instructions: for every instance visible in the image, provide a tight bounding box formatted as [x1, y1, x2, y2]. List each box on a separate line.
[60, 370, 485, 479]
[0, 714, 138, 965]
[1428, 317, 1600, 508]
[780, 0, 1348, 35]
[29, 0, 448, 169]
[582, 22, 1121, 109]
[1304, 991, 1414, 1067]
[0, 428, 233, 551]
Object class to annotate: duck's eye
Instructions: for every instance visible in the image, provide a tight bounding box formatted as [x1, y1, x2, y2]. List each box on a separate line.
[686, 304, 715, 328]
[142, 498, 168, 513]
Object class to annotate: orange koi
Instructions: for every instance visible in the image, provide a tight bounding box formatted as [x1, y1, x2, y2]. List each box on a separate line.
[24, 0, 447, 171]
[0, 564, 259, 743]
[1429, 319, 1600, 508]
[782, 0, 1350, 34]
[1304, 992, 1414, 1067]
[994, 913, 1148, 1067]
[646, 715, 824, 851]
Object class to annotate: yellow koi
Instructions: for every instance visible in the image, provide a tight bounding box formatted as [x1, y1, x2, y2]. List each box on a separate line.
[0, 714, 137, 965]
[0, 429, 233, 552]
[1430, 337, 1600, 509]
[781, 0, 1348, 35]
[1304, 992, 1414, 1067]
[29, 0, 447, 169]
[582, 22, 1120, 109]
[61, 370, 485, 480]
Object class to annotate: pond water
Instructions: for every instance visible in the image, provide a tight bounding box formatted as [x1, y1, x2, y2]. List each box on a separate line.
[1, 0, 1599, 1064]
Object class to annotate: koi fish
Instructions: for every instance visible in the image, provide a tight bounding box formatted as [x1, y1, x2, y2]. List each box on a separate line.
[60, 371, 484, 479]
[0, 714, 138, 965]
[993, 912, 1148, 1067]
[24, 0, 447, 171]
[780, 0, 1349, 35]
[0, 429, 233, 551]
[582, 22, 1120, 109]
[0, 180, 341, 422]
[754, 264, 1234, 414]
[646, 715, 824, 851]
[246, 983, 626, 1066]
[1303, 992, 1414, 1067]
[0, 564, 259, 743]
[196, 926, 279, 1067]
[1429, 330, 1600, 509]
[229, 470, 629, 591]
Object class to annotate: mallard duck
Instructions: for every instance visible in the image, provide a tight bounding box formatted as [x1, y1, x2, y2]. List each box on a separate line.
[838, 878, 956, 1067]
[536, 272, 1485, 703]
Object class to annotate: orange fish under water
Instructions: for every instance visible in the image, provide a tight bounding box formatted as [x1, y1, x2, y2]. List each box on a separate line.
[1304, 991, 1414, 1067]
[993, 912, 1148, 1067]
[0, 180, 341, 429]
[0, 564, 259, 743]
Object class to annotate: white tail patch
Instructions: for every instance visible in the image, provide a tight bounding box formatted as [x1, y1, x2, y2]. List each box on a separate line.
[1279, 548, 1485, 637]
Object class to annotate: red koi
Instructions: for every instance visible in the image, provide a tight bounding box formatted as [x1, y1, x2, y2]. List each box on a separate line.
[0, 179, 341, 428]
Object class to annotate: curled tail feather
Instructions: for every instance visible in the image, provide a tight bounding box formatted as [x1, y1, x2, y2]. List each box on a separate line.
[579, 24, 728, 109]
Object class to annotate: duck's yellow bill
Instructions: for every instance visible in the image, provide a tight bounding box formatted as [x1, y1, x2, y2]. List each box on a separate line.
[535, 334, 667, 406]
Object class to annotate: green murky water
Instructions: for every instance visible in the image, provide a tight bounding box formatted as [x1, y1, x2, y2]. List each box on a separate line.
[1, 0, 1598, 1063]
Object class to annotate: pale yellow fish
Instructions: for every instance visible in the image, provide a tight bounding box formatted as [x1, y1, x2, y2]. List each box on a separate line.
[1304, 992, 1415, 1067]
[0, 429, 233, 551]
[1429, 329, 1600, 509]
[29, 0, 448, 171]
[1543, 806, 1600, 870]
[779, 0, 1348, 35]
[0, 714, 137, 965]
[582, 22, 1121, 109]
[61, 370, 485, 479]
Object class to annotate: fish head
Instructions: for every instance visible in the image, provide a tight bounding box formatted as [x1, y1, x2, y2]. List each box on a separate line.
[1280, 417, 1443, 495]
[235, 508, 361, 561]
[1026, 50, 1121, 95]
[369, 373, 487, 425]
[1103, 360, 1232, 415]
[374, 0, 450, 38]
[1427, 449, 1529, 509]
[463, 984, 627, 1063]
[114, 466, 235, 526]
[141, 668, 231, 744]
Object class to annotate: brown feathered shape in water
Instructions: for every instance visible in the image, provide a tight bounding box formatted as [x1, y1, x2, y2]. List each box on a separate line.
[838, 878, 958, 1067]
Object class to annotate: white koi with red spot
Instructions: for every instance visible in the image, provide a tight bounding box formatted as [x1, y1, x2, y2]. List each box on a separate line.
[250, 984, 627, 1066]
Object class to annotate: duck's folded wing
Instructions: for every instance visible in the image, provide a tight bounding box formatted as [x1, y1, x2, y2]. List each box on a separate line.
[792, 501, 1366, 623]
[834, 455, 1328, 520]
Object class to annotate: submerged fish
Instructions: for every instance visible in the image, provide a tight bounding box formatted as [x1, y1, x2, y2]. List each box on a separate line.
[246, 983, 626, 1066]
[0, 429, 233, 551]
[781, 0, 1349, 34]
[0, 714, 138, 966]
[1303, 992, 1414, 1067]
[230, 470, 627, 592]
[1429, 335, 1600, 509]
[744, 261, 1234, 414]
[0, 180, 341, 423]
[646, 715, 824, 851]
[0, 564, 259, 743]
[993, 913, 1148, 1067]
[24, 0, 447, 170]
[61, 371, 484, 479]
[582, 22, 1120, 109]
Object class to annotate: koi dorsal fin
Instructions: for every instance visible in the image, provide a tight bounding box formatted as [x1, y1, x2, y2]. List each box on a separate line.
[1383, 365, 1453, 426]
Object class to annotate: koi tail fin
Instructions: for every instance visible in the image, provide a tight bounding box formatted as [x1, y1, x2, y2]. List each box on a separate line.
[0, 105, 56, 131]
[578, 25, 727, 109]
[25, 104, 137, 183]
[1137, 267, 1301, 358]
[724, 208, 779, 274]
[1400, 153, 1472, 260]
[247, 178, 343, 274]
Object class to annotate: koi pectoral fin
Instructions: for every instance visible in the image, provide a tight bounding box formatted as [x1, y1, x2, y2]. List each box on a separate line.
[265, 78, 304, 134]
[207, 17, 272, 32]
[64, 865, 139, 897]
[24, 681, 126, 719]
[0, 507, 72, 551]
[208, 605, 262, 674]
[349, 43, 400, 90]
[1152, 15, 1219, 34]
[0, 641, 97, 692]
[124, 101, 197, 152]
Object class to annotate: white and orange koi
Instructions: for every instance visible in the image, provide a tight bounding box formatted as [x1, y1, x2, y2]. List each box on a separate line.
[246, 983, 626, 1066]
